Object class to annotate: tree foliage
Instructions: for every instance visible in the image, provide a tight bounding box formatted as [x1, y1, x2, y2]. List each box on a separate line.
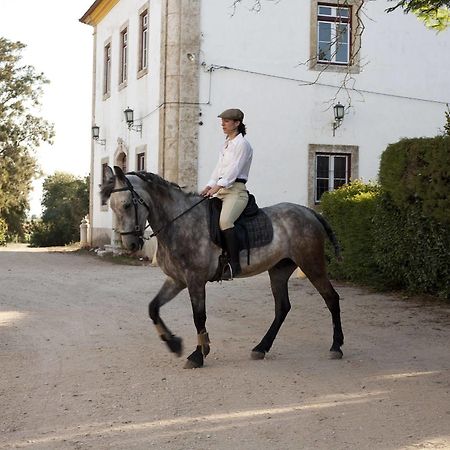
[29, 172, 89, 247]
[0, 37, 54, 239]
[387, 0, 450, 30]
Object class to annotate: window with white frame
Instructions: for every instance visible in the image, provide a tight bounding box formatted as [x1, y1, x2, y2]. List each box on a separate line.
[139, 9, 148, 72]
[317, 4, 351, 64]
[103, 42, 111, 96]
[119, 28, 128, 85]
[315, 153, 351, 202]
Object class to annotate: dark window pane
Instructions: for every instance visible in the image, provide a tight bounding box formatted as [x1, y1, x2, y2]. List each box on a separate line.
[316, 179, 329, 202]
[317, 155, 329, 178]
[334, 179, 346, 190]
[334, 156, 347, 178]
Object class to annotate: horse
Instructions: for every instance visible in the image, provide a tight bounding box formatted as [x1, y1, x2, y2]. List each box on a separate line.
[101, 166, 344, 369]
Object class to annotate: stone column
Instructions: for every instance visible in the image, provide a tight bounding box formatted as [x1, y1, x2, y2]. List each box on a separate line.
[159, 0, 201, 191]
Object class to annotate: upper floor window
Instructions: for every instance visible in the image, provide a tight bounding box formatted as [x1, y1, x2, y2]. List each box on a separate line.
[315, 153, 350, 203]
[317, 4, 351, 65]
[103, 42, 112, 96]
[139, 10, 149, 72]
[119, 28, 128, 85]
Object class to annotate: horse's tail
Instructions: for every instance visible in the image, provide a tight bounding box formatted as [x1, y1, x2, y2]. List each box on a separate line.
[311, 210, 342, 262]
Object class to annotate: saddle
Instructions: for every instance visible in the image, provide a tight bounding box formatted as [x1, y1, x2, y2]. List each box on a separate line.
[208, 193, 273, 279]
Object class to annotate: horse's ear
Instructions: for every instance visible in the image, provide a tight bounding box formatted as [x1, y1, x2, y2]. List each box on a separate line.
[114, 166, 127, 182]
[100, 166, 115, 203]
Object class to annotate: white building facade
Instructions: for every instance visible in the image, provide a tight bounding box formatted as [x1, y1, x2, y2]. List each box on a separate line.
[81, 0, 450, 250]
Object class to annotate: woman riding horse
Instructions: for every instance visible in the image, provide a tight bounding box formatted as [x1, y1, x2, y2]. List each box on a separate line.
[200, 108, 253, 279]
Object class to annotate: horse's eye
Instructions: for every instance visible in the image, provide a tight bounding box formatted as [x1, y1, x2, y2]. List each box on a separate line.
[123, 202, 132, 210]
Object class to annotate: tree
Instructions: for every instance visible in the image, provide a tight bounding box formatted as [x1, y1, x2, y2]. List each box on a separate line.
[29, 172, 89, 247]
[387, 0, 450, 31]
[0, 37, 54, 240]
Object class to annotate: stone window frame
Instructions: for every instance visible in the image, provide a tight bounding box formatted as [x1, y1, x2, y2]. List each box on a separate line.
[309, 0, 363, 74]
[137, 3, 149, 79]
[308, 144, 359, 206]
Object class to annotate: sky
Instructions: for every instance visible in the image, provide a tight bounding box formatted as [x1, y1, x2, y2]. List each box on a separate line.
[0, 0, 95, 216]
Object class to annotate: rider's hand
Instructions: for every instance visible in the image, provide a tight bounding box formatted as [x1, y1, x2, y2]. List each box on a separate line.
[200, 186, 211, 197]
[206, 185, 221, 197]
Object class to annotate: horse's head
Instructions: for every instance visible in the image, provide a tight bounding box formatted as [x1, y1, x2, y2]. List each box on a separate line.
[100, 166, 150, 252]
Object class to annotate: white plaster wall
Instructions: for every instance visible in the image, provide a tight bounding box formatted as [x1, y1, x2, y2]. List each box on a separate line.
[91, 0, 162, 231]
[198, 1, 450, 207]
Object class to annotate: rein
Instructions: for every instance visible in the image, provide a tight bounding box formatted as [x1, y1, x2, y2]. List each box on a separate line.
[111, 172, 207, 242]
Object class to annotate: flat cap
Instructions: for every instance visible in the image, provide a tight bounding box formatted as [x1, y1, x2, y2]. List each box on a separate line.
[218, 108, 244, 121]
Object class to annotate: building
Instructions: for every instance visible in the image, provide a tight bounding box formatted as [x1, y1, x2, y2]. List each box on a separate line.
[80, 0, 450, 252]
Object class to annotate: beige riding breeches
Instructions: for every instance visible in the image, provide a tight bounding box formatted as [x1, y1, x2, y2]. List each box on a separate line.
[215, 182, 249, 231]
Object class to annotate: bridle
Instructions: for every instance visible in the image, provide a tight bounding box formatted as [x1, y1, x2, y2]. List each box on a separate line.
[110, 172, 207, 247]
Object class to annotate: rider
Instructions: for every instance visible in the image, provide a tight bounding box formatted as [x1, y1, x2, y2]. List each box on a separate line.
[200, 108, 253, 278]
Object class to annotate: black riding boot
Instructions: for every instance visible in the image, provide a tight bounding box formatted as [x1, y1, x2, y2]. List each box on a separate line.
[222, 228, 241, 280]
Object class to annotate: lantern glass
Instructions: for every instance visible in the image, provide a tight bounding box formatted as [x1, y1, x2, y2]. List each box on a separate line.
[334, 103, 345, 121]
[91, 125, 100, 139]
[124, 108, 134, 125]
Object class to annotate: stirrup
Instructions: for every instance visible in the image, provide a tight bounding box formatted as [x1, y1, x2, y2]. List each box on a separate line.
[221, 262, 234, 281]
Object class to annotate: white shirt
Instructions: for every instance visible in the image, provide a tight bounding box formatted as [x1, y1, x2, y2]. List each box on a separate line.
[207, 133, 253, 189]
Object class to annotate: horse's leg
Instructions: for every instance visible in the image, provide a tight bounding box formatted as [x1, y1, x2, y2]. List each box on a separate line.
[297, 258, 344, 359]
[251, 259, 297, 360]
[184, 281, 209, 369]
[149, 277, 186, 356]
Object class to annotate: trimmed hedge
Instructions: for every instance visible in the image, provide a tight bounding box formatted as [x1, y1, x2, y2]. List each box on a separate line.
[320, 180, 382, 286]
[0, 218, 7, 246]
[320, 136, 450, 299]
[373, 194, 450, 297]
[379, 136, 450, 224]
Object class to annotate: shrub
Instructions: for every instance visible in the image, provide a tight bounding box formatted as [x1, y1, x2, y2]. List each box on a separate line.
[320, 180, 382, 285]
[379, 136, 450, 224]
[0, 218, 7, 246]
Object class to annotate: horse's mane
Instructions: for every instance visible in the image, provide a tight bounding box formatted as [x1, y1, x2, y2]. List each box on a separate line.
[128, 171, 200, 198]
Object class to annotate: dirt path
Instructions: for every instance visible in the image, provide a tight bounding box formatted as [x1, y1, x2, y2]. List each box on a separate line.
[1, 244, 449, 450]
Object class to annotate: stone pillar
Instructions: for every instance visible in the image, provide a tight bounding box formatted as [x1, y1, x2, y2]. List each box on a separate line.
[159, 0, 201, 191]
[80, 216, 90, 248]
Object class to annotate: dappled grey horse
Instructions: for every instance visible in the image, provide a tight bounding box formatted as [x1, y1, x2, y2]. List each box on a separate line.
[101, 166, 344, 368]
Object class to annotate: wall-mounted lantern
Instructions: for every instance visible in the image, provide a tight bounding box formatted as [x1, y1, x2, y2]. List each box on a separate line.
[91, 125, 106, 146]
[124, 107, 142, 136]
[332, 102, 345, 136]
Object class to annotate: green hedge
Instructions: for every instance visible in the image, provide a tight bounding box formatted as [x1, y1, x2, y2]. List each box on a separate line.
[0, 218, 7, 246]
[373, 194, 450, 297]
[320, 180, 382, 286]
[379, 136, 450, 224]
[320, 136, 450, 299]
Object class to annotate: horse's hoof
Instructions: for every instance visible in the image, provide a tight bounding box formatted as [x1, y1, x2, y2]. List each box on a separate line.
[251, 350, 266, 360]
[329, 349, 343, 359]
[184, 359, 202, 369]
[184, 347, 204, 369]
[166, 336, 183, 357]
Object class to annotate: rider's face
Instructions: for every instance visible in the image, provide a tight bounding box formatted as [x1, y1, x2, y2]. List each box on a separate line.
[221, 119, 239, 137]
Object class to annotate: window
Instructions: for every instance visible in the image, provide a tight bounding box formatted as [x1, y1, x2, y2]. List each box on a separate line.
[119, 28, 128, 85]
[317, 4, 351, 64]
[315, 153, 350, 202]
[308, 145, 358, 206]
[309, 1, 362, 73]
[101, 162, 109, 206]
[103, 42, 111, 96]
[139, 9, 149, 72]
[137, 152, 145, 171]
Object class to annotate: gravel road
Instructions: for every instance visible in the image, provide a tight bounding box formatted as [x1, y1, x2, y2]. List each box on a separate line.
[1, 244, 449, 449]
